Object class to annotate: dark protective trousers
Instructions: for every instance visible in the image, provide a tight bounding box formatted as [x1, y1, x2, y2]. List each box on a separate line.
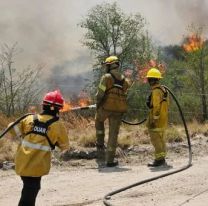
[18, 176, 41, 206]
[95, 107, 123, 163]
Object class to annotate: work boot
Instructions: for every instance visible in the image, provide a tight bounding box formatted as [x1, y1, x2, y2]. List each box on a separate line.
[106, 160, 119, 167]
[147, 159, 166, 167]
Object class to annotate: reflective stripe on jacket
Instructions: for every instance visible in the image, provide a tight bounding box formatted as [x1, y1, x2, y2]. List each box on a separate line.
[146, 84, 169, 130]
[12, 114, 69, 177]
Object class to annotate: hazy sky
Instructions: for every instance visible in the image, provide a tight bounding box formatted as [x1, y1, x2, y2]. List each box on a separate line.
[0, 0, 207, 76]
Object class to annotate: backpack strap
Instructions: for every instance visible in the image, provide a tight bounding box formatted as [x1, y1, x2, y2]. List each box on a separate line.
[146, 86, 168, 109]
[24, 114, 59, 150]
[155, 86, 168, 102]
[105, 73, 125, 93]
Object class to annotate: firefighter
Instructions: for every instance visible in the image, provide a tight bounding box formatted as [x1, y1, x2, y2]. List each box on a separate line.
[95, 55, 131, 167]
[9, 90, 69, 206]
[146, 68, 169, 167]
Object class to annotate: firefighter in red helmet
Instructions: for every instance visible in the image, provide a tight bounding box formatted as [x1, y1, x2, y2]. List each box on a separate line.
[9, 90, 69, 206]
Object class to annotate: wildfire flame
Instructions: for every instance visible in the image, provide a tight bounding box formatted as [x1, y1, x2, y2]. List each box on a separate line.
[183, 34, 204, 53]
[60, 91, 91, 113]
[137, 60, 166, 83]
[60, 101, 72, 112]
[78, 98, 90, 107]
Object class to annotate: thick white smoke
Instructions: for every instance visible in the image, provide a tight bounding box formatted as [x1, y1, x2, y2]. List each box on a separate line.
[0, 0, 207, 76]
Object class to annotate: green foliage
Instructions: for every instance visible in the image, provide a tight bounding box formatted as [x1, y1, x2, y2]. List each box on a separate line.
[80, 2, 152, 62]
[160, 35, 208, 122]
[80, 4, 208, 123]
[79, 2, 153, 93]
[124, 36, 208, 123]
[123, 82, 149, 122]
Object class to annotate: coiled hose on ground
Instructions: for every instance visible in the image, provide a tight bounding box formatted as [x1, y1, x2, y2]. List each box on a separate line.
[103, 85, 192, 206]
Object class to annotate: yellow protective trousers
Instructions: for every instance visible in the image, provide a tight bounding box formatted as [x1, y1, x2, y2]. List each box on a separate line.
[95, 107, 123, 163]
[148, 129, 166, 160]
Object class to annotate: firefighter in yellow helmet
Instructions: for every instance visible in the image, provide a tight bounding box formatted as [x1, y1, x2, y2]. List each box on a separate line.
[95, 55, 131, 167]
[146, 68, 169, 167]
[9, 90, 69, 206]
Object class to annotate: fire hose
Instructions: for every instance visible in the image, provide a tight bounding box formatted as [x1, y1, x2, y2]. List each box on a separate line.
[70, 104, 97, 111]
[0, 86, 192, 206]
[0, 105, 99, 139]
[103, 85, 192, 206]
[0, 113, 33, 139]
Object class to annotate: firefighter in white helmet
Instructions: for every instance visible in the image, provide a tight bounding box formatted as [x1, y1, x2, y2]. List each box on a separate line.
[95, 56, 131, 167]
[9, 90, 69, 206]
[146, 68, 170, 167]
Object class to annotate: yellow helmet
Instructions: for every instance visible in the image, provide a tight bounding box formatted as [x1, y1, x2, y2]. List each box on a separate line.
[104, 56, 119, 65]
[146, 68, 162, 79]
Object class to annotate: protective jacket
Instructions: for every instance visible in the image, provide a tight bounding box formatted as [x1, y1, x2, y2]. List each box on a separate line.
[96, 69, 130, 112]
[146, 84, 169, 130]
[11, 114, 69, 177]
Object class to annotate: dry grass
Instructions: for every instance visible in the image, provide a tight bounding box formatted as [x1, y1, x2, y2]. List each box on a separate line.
[69, 127, 96, 148]
[0, 139, 17, 163]
[0, 112, 12, 130]
[166, 125, 184, 143]
[0, 112, 207, 163]
[0, 113, 17, 163]
[61, 112, 97, 148]
[187, 119, 208, 137]
[118, 124, 149, 148]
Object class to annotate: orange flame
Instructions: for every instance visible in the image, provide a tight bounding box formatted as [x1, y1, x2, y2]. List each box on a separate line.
[60, 101, 72, 112]
[78, 98, 90, 107]
[137, 60, 166, 83]
[60, 96, 91, 113]
[182, 34, 204, 53]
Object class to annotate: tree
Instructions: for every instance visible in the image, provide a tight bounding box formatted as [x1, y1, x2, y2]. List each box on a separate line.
[181, 27, 208, 121]
[79, 2, 153, 91]
[0, 43, 43, 116]
[159, 26, 208, 122]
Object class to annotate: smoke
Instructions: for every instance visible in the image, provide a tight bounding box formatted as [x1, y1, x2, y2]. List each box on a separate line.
[117, 0, 208, 45]
[46, 54, 93, 98]
[0, 0, 207, 76]
[46, 70, 92, 100]
[174, 0, 208, 27]
[0, 0, 95, 75]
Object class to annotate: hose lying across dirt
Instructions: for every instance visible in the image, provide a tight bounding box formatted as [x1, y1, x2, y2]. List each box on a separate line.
[103, 85, 192, 206]
[0, 87, 192, 206]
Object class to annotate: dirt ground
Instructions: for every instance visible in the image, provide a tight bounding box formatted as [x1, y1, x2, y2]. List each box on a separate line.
[1, 136, 208, 206]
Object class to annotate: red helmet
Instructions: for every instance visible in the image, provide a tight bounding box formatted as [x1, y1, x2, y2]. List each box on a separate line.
[43, 90, 64, 108]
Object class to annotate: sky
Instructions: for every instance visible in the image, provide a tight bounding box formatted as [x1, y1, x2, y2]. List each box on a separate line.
[0, 0, 207, 78]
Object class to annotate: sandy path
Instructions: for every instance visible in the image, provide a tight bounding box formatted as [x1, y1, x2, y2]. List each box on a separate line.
[0, 155, 208, 206]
